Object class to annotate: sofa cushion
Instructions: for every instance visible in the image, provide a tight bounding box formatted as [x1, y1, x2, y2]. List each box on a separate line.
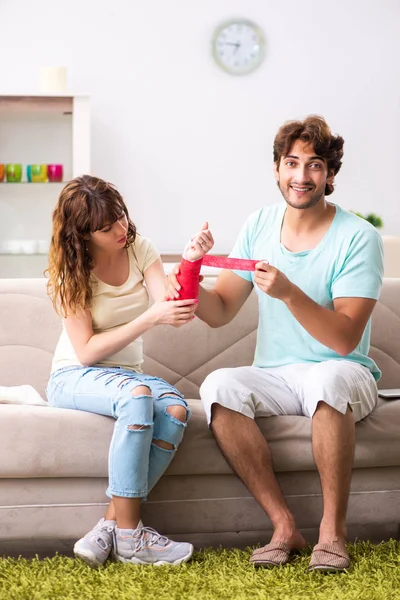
[369, 278, 400, 388]
[1, 398, 399, 478]
[0, 279, 61, 399]
[0, 277, 399, 398]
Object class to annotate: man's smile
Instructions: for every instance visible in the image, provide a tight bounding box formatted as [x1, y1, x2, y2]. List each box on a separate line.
[290, 184, 314, 193]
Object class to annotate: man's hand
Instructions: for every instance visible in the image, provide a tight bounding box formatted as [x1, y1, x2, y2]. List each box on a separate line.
[185, 222, 214, 262]
[254, 261, 294, 302]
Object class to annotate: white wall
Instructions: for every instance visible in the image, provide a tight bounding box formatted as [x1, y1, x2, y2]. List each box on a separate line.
[1, 0, 399, 253]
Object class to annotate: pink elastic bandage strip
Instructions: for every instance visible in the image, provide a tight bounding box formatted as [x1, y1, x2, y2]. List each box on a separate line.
[202, 255, 258, 271]
[175, 256, 259, 300]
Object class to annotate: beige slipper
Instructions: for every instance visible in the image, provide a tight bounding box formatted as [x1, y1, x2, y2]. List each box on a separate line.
[250, 541, 294, 568]
[308, 542, 350, 573]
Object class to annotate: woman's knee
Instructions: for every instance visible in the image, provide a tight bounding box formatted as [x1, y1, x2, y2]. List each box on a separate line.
[165, 402, 187, 424]
[153, 395, 188, 450]
[117, 386, 153, 428]
[158, 393, 188, 422]
[131, 385, 152, 397]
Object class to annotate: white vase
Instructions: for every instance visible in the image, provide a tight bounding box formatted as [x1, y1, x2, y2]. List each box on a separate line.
[40, 67, 68, 94]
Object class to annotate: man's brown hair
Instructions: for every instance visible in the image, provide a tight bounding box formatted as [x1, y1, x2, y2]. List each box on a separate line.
[273, 115, 344, 195]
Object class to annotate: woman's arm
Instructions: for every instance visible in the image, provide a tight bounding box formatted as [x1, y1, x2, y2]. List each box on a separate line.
[64, 296, 197, 366]
[143, 257, 168, 302]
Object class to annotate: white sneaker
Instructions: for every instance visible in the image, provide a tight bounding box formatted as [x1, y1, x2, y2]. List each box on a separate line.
[74, 518, 116, 568]
[113, 524, 194, 566]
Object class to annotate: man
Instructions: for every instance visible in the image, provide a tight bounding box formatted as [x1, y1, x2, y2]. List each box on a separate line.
[177, 115, 383, 572]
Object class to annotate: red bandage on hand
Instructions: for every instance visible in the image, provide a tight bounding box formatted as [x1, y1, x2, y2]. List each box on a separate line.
[176, 257, 203, 299]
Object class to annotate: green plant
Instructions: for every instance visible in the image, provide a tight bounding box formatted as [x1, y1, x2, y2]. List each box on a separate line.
[0, 541, 400, 600]
[352, 212, 383, 228]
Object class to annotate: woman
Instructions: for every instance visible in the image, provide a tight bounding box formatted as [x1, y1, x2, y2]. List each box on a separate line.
[46, 175, 213, 568]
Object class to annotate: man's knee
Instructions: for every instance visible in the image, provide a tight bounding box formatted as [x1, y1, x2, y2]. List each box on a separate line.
[313, 400, 352, 418]
[304, 361, 376, 422]
[200, 368, 240, 400]
[210, 403, 246, 434]
[201, 368, 253, 425]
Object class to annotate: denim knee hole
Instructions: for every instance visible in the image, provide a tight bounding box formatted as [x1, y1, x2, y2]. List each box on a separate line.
[128, 424, 152, 431]
[153, 407, 187, 450]
[124, 392, 153, 430]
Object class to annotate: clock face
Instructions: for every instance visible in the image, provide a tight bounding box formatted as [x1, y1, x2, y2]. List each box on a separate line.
[212, 19, 266, 75]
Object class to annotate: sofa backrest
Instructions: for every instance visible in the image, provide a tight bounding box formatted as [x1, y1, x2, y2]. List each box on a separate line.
[0, 277, 399, 398]
[368, 279, 400, 389]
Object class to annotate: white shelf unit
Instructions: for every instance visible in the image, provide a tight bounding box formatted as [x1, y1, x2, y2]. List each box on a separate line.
[0, 94, 90, 277]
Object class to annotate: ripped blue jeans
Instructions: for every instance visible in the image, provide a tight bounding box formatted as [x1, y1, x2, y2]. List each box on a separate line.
[46, 366, 190, 499]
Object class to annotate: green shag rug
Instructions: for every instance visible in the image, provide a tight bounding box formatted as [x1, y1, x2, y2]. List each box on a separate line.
[1, 541, 400, 600]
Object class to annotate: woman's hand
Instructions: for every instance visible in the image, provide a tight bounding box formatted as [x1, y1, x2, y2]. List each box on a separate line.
[166, 267, 204, 300]
[184, 222, 214, 262]
[147, 298, 198, 327]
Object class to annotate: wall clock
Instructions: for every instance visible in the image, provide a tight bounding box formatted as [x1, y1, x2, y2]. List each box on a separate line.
[212, 19, 266, 75]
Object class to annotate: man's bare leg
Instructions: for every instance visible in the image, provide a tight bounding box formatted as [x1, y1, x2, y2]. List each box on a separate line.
[312, 402, 355, 553]
[211, 404, 306, 549]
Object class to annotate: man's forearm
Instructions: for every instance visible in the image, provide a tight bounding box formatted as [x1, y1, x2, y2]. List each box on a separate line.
[285, 285, 355, 356]
[196, 286, 232, 328]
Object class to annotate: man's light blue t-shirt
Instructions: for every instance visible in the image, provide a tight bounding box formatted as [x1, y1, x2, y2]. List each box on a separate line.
[230, 203, 384, 380]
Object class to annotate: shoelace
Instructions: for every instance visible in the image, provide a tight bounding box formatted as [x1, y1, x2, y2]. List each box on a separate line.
[92, 525, 114, 551]
[132, 527, 169, 552]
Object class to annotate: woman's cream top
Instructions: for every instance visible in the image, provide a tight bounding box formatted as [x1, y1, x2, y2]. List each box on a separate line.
[51, 236, 160, 374]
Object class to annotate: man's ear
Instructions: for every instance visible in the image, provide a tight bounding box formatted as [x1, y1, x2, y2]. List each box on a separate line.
[273, 161, 280, 181]
[327, 168, 335, 185]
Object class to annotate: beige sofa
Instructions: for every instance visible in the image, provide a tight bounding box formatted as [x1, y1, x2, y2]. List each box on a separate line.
[0, 277, 399, 546]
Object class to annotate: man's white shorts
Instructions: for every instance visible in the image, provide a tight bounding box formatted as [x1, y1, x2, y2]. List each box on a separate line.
[200, 360, 378, 425]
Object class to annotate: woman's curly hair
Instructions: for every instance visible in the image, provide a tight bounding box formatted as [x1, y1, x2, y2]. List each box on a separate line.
[46, 175, 136, 316]
[273, 115, 344, 196]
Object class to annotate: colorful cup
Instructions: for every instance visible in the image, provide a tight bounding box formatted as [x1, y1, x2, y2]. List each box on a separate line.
[27, 164, 48, 182]
[47, 164, 63, 182]
[6, 164, 22, 183]
[0, 164, 4, 182]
